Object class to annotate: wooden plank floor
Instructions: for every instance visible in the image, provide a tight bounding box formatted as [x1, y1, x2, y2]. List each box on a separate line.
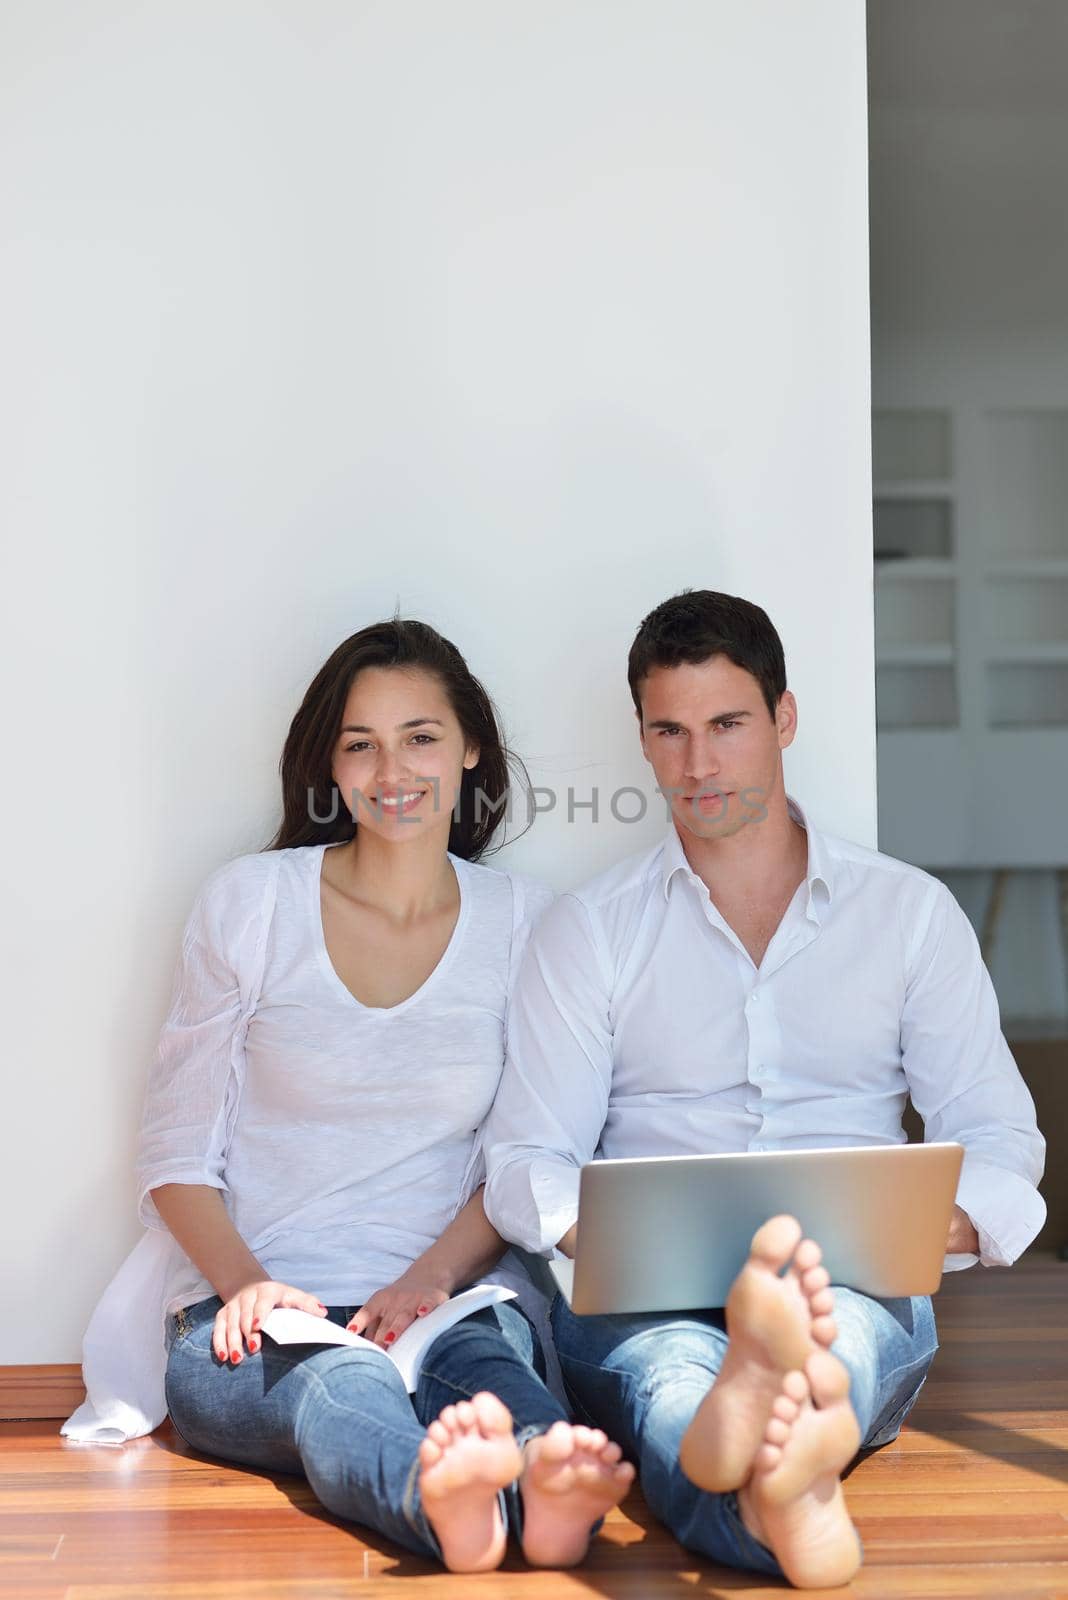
[3, 1255, 1067, 1598]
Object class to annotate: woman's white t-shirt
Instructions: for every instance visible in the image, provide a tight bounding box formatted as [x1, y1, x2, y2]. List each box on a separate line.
[137, 842, 553, 1313]
[62, 842, 552, 1442]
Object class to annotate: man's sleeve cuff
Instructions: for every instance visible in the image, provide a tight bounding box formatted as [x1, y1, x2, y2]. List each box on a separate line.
[955, 1158, 1047, 1266]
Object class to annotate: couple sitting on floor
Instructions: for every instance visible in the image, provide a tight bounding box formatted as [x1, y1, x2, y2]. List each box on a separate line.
[71, 589, 1044, 1590]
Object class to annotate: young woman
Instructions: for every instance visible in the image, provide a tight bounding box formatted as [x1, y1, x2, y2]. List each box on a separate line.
[65, 619, 632, 1573]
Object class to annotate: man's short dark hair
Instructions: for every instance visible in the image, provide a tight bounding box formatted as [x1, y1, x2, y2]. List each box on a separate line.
[627, 590, 787, 721]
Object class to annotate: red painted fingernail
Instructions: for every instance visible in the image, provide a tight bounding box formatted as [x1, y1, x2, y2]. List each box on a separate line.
[417, 1306, 428, 1315]
[232, 1353, 241, 1364]
[384, 1332, 396, 1344]
[249, 1339, 259, 1353]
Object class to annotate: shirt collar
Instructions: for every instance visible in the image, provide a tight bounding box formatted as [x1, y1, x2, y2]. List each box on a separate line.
[660, 794, 835, 911]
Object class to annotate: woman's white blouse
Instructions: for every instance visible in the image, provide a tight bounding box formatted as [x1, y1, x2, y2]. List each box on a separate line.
[63, 843, 552, 1442]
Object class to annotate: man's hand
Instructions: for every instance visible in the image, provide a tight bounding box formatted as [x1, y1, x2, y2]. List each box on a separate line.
[556, 1223, 578, 1259]
[346, 1272, 451, 1348]
[946, 1203, 980, 1255]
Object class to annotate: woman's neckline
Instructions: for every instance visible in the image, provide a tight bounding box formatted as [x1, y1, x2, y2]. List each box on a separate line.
[309, 841, 471, 1017]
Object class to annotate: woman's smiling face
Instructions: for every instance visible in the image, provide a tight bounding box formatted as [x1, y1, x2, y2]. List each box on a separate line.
[331, 666, 479, 843]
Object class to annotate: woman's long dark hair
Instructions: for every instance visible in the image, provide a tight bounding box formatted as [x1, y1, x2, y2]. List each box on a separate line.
[266, 619, 529, 861]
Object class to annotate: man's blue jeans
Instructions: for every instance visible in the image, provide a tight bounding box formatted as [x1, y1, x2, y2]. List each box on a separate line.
[164, 1295, 569, 1559]
[551, 1285, 939, 1578]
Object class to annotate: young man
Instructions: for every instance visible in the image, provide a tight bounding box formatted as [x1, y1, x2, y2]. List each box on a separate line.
[482, 590, 1045, 1589]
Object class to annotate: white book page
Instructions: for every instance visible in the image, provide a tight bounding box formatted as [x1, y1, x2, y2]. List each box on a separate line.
[261, 1284, 517, 1393]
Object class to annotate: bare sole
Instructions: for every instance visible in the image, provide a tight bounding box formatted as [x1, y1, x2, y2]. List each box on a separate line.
[520, 1421, 635, 1568]
[418, 1393, 522, 1572]
[738, 1348, 862, 1590]
[679, 1215, 837, 1494]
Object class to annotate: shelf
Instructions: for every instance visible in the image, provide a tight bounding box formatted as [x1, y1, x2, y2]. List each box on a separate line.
[987, 560, 1068, 579]
[873, 481, 955, 499]
[873, 410, 952, 482]
[988, 662, 1068, 728]
[875, 573, 956, 658]
[876, 662, 958, 730]
[875, 558, 958, 581]
[984, 574, 1068, 649]
[986, 410, 1068, 559]
[988, 643, 1068, 665]
[878, 644, 955, 666]
[874, 497, 954, 562]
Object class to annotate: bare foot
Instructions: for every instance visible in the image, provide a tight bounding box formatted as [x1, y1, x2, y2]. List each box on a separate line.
[737, 1349, 862, 1589]
[418, 1393, 522, 1572]
[520, 1421, 636, 1567]
[679, 1215, 838, 1493]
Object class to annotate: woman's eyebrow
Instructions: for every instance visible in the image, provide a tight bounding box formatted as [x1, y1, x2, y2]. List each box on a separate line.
[340, 718, 446, 733]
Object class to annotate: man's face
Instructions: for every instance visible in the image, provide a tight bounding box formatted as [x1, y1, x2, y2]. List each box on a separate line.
[637, 655, 797, 842]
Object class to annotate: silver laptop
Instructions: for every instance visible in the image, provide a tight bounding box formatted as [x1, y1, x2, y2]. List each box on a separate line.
[549, 1142, 964, 1314]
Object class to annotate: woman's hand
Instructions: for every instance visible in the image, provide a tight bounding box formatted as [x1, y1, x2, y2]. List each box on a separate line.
[213, 1280, 328, 1364]
[346, 1273, 451, 1348]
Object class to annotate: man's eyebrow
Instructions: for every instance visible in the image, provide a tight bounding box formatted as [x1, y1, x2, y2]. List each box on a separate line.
[644, 710, 751, 730]
[339, 718, 445, 733]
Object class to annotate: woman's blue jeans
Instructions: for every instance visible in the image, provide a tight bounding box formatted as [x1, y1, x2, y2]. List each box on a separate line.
[164, 1296, 569, 1559]
[550, 1285, 939, 1579]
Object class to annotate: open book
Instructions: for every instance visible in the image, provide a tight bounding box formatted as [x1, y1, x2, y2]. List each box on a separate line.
[261, 1283, 517, 1392]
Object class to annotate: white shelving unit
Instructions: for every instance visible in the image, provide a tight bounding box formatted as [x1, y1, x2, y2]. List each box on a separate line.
[873, 410, 958, 733]
[984, 410, 1068, 737]
[875, 407, 1068, 867]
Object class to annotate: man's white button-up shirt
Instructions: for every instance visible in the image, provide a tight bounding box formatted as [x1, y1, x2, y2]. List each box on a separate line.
[483, 800, 1046, 1271]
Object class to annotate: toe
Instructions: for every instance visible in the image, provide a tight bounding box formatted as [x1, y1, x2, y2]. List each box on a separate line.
[418, 1436, 442, 1467]
[772, 1392, 800, 1423]
[427, 1419, 451, 1446]
[793, 1238, 822, 1272]
[802, 1264, 830, 1295]
[806, 1347, 851, 1406]
[539, 1421, 574, 1460]
[455, 1400, 477, 1431]
[765, 1416, 790, 1446]
[782, 1369, 809, 1405]
[600, 1440, 623, 1465]
[472, 1391, 513, 1435]
[809, 1287, 835, 1316]
[750, 1214, 803, 1269]
[811, 1313, 838, 1346]
[755, 1441, 782, 1474]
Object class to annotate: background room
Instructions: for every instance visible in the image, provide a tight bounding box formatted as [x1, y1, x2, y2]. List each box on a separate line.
[868, 0, 1068, 1250]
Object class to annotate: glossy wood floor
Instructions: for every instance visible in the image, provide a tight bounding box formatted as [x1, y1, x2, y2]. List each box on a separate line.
[3, 1255, 1066, 1598]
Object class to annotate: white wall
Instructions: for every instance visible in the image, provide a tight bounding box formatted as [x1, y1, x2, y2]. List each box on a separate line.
[0, 1, 873, 1363]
